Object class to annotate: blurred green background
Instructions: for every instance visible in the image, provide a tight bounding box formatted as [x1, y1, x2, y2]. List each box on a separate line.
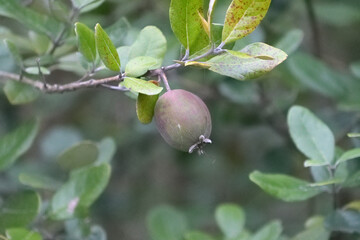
[1, 0, 360, 239]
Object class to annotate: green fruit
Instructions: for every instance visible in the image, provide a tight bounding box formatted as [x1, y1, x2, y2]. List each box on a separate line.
[154, 89, 212, 154]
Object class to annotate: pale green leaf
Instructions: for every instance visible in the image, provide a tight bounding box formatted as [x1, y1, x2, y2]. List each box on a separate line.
[0, 0, 62, 37]
[309, 178, 344, 187]
[314, 3, 360, 27]
[95, 23, 120, 72]
[71, 0, 105, 12]
[50, 164, 111, 220]
[350, 61, 360, 78]
[288, 106, 335, 165]
[325, 210, 360, 233]
[344, 201, 360, 211]
[215, 203, 245, 238]
[291, 217, 329, 240]
[57, 141, 99, 170]
[4, 81, 40, 105]
[343, 171, 360, 188]
[304, 159, 328, 168]
[250, 220, 282, 240]
[147, 205, 188, 240]
[120, 77, 163, 95]
[348, 133, 360, 138]
[205, 43, 287, 80]
[0, 120, 39, 170]
[0, 191, 41, 230]
[275, 29, 304, 55]
[336, 148, 360, 166]
[129, 26, 167, 61]
[125, 56, 161, 77]
[222, 0, 271, 44]
[96, 137, 116, 164]
[28, 31, 50, 55]
[137, 91, 160, 124]
[249, 171, 322, 202]
[169, 0, 210, 54]
[24, 67, 50, 75]
[19, 173, 62, 191]
[75, 22, 96, 62]
[106, 17, 130, 47]
[6, 228, 42, 240]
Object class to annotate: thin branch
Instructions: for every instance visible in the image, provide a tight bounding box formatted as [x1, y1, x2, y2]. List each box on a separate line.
[0, 42, 226, 94]
[304, 0, 322, 57]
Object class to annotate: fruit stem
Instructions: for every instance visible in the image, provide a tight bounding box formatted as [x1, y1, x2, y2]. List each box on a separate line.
[159, 69, 171, 92]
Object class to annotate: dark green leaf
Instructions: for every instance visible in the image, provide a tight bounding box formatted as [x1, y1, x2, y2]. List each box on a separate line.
[215, 203, 245, 238]
[184, 231, 215, 240]
[222, 0, 271, 44]
[275, 29, 304, 55]
[120, 77, 163, 95]
[96, 137, 116, 164]
[71, 0, 105, 13]
[249, 171, 322, 202]
[288, 106, 335, 165]
[129, 26, 167, 61]
[75, 22, 97, 62]
[137, 90, 160, 124]
[0, 0, 62, 37]
[57, 141, 99, 170]
[147, 205, 188, 240]
[19, 173, 62, 191]
[0, 120, 39, 170]
[6, 228, 42, 240]
[205, 43, 287, 80]
[343, 170, 360, 188]
[95, 23, 121, 72]
[0, 191, 41, 230]
[250, 220, 282, 240]
[4, 81, 40, 105]
[325, 210, 360, 234]
[169, 0, 210, 54]
[125, 56, 161, 77]
[3, 39, 22, 67]
[50, 164, 111, 220]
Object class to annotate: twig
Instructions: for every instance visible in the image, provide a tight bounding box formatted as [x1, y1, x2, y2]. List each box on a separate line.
[0, 42, 226, 94]
[304, 0, 322, 57]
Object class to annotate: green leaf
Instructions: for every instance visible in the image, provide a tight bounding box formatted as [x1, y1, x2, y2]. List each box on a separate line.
[304, 159, 328, 168]
[288, 106, 335, 165]
[24, 67, 50, 75]
[0, 191, 41, 230]
[309, 178, 344, 187]
[215, 203, 245, 238]
[95, 23, 120, 72]
[250, 220, 282, 240]
[291, 217, 329, 240]
[19, 173, 62, 191]
[28, 31, 50, 55]
[57, 141, 99, 170]
[314, 3, 360, 27]
[169, 0, 210, 54]
[343, 170, 360, 188]
[125, 56, 161, 77]
[6, 229, 41, 240]
[50, 163, 111, 220]
[137, 91, 160, 124]
[249, 171, 322, 202]
[75, 22, 97, 62]
[348, 133, 360, 138]
[120, 77, 163, 95]
[4, 39, 22, 67]
[275, 29, 304, 56]
[325, 210, 360, 234]
[184, 231, 215, 240]
[147, 205, 188, 240]
[71, 0, 105, 12]
[88, 225, 106, 240]
[4, 81, 40, 105]
[205, 43, 287, 80]
[350, 61, 360, 78]
[336, 148, 360, 166]
[105, 17, 130, 47]
[0, 120, 39, 170]
[6, 228, 42, 240]
[287, 52, 348, 98]
[96, 137, 116, 164]
[0, 0, 62, 38]
[129, 26, 167, 61]
[222, 0, 271, 44]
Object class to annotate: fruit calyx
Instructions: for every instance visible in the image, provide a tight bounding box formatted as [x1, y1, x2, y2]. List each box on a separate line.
[188, 135, 212, 155]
